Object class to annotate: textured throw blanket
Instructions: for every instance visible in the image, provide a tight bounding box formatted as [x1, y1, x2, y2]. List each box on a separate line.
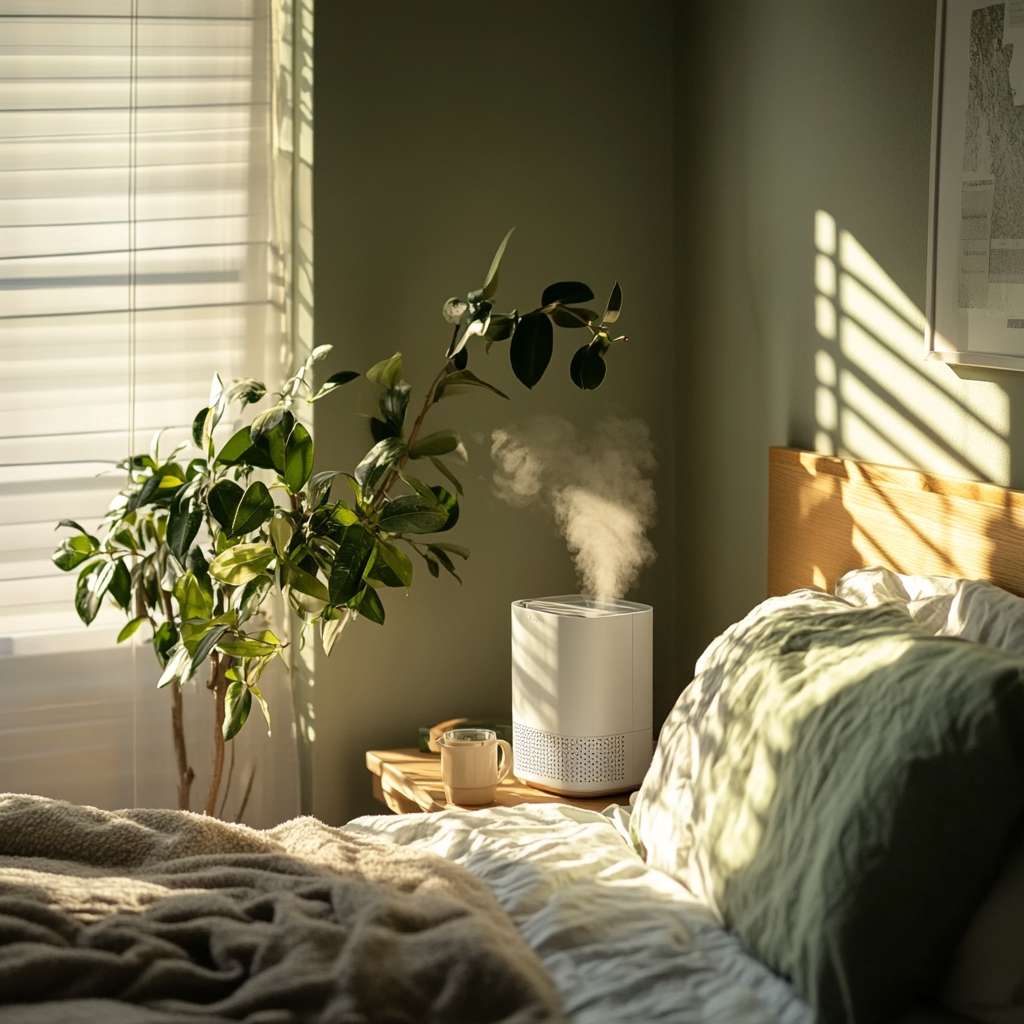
[0, 794, 565, 1023]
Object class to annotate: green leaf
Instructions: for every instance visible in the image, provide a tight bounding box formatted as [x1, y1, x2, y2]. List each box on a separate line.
[311, 369, 360, 402]
[208, 479, 244, 533]
[250, 681, 272, 732]
[427, 544, 462, 582]
[354, 437, 406, 494]
[601, 281, 623, 324]
[117, 615, 149, 643]
[132, 472, 164, 510]
[366, 352, 403, 388]
[226, 378, 267, 406]
[447, 306, 491, 357]
[452, 348, 469, 371]
[481, 227, 515, 300]
[331, 501, 359, 527]
[157, 644, 190, 688]
[442, 297, 468, 324]
[269, 510, 295, 557]
[308, 471, 339, 510]
[550, 305, 598, 329]
[541, 281, 594, 306]
[152, 621, 178, 667]
[371, 539, 413, 589]
[188, 623, 230, 680]
[217, 636, 280, 658]
[167, 490, 201, 562]
[215, 426, 255, 466]
[234, 574, 273, 624]
[429, 541, 469, 558]
[284, 422, 314, 492]
[408, 429, 463, 460]
[174, 571, 214, 621]
[379, 383, 411, 429]
[262, 411, 294, 473]
[378, 494, 449, 535]
[223, 681, 252, 741]
[192, 407, 208, 448]
[431, 486, 460, 533]
[428, 456, 464, 496]
[328, 525, 376, 604]
[75, 560, 110, 625]
[355, 583, 385, 625]
[433, 369, 510, 402]
[510, 312, 554, 389]
[425, 556, 440, 578]
[570, 341, 608, 390]
[370, 416, 401, 443]
[249, 403, 286, 441]
[231, 481, 274, 536]
[57, 519, 96, 540]
[209, 543, 275, 586]
[481, 313, 517, 341]
[108, 559, 132, 610]
[282, 560, 330, 603]
[52, 534, 98, 572]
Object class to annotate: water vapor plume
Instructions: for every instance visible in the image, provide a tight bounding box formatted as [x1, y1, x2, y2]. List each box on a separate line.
[490, 416, 657, 601]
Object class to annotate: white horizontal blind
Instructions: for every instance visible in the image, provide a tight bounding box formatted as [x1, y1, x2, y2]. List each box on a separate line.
[0, 0, 300, 824]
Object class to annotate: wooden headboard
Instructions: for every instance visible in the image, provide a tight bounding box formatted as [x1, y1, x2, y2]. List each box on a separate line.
[767, 447, 1024, 598]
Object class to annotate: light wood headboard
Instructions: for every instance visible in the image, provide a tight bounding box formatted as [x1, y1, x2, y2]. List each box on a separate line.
[767, 447, 1024, 598]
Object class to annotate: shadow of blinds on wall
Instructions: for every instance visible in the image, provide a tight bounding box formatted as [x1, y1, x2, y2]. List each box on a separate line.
[0, 0, 300, 823]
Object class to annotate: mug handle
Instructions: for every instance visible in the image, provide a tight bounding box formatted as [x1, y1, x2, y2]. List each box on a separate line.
[496, 739, 514, 784]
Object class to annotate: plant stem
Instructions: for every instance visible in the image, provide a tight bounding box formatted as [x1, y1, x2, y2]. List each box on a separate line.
[204, 652, 230, 816]
[159, 587, 194, 811]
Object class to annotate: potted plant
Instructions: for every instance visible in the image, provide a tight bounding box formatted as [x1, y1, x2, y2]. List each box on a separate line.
[52, 231, 629, 817]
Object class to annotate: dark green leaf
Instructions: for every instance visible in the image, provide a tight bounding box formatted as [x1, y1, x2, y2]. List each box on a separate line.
[427, 544, 461, 581]
[431, 486, 460, 533]
[481, 313, 517, 341]
[366, 353, 403, 388]
[117, 615, 148, 643]
[282, 560, 329, 603]
[209, 543, 275, 586]
[433, 369, 510, 402]
[541, 281, 594, 306]
[570, 342, 608, 390]
[308, 471, 339, 510]
[57, 519, 95, 539]
[328, 524, 376, 604]
[208, 480, 244, 533]
[262, 411, 293, 473]
[408, 429, 462, 460]
[601, 281, 623, 324]
[108, 559, 132, 610]
[223, 681, 252, 741]
[355, 584, 385, 625]
[249, 404, 286, 441]
[133, 472, 164, 510]
[354, 437, 406, 494]
[284, 422, 314, 492]
[378, 494, 449, 535]
[510, 312, 553, 389]
[442, 297, 468, 324]
[482, 227, 514, 300]
[188, 547, 213, 597]
[379, 383, 411, 430]
[370, 417, 401, 443]
[192, 407, 208, 448]
[74, 560, 108, 625]
[550, 306, 598, 329]
[188, 624, 230, 680]
[52, 535, 97, 572]
[430, 542, 469, 558]
[312, 369, 360, 402]
[452, 348, 469, 371]
[152, 622, 178, 666]
[370, 539, 413, 589]
[429, 456, 464, 496]
[231, 481, 275, 536]
[215, 426, 255, 466]
[167, 490, 201, 561]
[426, 556, 440, 578]
[235, 574, 273, 624]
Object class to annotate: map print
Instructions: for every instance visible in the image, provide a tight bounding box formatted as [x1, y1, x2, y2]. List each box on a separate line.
[959, 3, 1024, 308]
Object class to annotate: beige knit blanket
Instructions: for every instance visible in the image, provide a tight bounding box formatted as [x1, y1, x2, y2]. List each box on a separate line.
[0, 794, 565, 1023]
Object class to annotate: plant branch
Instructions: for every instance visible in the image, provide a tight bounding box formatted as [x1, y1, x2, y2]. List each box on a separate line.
[159, 586, 194, 812]
[204, 651, 231, 816]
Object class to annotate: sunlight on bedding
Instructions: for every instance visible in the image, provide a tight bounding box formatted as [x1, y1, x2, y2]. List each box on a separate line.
[812, 209, 1010, 485]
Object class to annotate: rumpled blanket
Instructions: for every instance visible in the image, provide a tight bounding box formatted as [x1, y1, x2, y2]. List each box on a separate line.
[0, 794, 565, 1023]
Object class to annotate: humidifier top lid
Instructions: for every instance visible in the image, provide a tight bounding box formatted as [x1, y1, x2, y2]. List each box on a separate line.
[513, 594, 652, 618]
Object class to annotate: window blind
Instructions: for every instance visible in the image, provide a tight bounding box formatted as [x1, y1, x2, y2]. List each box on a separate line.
[0, 0, 304, 824]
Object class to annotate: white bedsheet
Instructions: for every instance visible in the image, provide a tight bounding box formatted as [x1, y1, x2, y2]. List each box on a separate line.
[344, 802, 813, 1024]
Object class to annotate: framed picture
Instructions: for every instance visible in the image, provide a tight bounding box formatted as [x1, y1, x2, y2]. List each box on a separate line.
[927, 0, 1024, 371]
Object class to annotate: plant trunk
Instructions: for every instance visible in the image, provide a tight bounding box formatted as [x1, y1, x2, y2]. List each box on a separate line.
[204, 653, 230, 816]
[171, 683, 195, 811]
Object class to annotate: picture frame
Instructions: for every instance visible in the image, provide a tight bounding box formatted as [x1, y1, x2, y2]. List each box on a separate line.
[927, 0, 1024, 371]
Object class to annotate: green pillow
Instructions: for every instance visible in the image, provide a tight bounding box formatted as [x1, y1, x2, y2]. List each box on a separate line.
[632, 593, 1024, 1024]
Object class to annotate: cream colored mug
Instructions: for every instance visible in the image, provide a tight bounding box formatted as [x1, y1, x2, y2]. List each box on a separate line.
[436, 728, 514, 805]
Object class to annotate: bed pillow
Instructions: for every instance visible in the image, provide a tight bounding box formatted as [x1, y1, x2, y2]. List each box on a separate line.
[631, 591, 1024, 1024]
[837, 566, 1024, 655]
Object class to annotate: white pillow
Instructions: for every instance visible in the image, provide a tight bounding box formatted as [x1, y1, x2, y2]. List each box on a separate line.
[835, 567, 1024, 656]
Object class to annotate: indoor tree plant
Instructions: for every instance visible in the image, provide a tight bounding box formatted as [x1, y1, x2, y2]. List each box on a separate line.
[52, 230, 630, 818]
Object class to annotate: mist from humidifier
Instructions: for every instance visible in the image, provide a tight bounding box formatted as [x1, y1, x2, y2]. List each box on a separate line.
[490, 416, 657, 600]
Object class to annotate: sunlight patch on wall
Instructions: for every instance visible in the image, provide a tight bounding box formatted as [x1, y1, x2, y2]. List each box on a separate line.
[813, 211, 1010, 485]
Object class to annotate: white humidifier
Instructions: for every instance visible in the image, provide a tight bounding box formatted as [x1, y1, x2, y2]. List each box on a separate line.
[511, 595, 653, 796]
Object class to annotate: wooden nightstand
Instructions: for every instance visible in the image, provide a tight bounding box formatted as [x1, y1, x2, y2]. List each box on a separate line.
[366, 748, 636, 815]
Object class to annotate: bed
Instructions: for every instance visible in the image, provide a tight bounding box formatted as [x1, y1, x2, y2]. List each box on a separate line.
[4, 446, 1024, 1024]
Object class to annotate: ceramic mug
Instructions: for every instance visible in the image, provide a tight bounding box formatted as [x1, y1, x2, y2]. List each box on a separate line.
[436, 728, 514, 805]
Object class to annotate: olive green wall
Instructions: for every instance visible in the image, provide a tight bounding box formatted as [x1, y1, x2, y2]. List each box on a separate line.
[312, 1, 675, 824]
